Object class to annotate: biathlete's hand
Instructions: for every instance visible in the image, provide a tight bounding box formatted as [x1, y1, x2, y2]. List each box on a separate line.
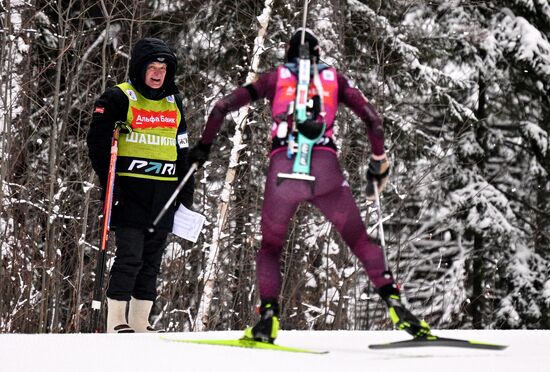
[187, 141, 212, 168]
[366, 154, 390, 201]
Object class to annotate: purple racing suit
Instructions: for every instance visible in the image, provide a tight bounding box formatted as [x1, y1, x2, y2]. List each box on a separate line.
[199, 65, 393, 300]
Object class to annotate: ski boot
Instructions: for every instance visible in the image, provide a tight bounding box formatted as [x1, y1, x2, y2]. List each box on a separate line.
[378, 283, 431, 338]
[243, 300, 280, 344]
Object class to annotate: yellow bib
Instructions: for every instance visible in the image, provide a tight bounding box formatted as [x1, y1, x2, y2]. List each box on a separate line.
[116, 82, 181, 181]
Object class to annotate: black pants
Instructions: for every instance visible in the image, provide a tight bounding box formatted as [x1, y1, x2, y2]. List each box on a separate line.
[106, 227, 168, 301]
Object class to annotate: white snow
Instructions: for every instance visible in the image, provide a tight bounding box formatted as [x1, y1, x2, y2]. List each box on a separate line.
[1, 329, 548, 372]
[521, 120, 548, 156]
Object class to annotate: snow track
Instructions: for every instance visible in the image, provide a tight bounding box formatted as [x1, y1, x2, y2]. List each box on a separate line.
[1, 329, 547, 372]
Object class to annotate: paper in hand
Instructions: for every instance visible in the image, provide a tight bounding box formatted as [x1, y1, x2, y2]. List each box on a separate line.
[172, 204, 206, 242]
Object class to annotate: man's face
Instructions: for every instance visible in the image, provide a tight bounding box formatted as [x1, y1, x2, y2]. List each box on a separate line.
[144, 62, 167, 89]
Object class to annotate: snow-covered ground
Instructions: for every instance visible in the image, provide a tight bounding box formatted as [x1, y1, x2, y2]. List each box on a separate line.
[2, 329, 548, 372]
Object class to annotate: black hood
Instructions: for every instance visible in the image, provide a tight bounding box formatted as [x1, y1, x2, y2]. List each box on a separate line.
[129, 38, 179, 100]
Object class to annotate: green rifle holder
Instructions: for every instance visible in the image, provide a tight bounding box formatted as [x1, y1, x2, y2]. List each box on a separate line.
[292, 123, 325, 174]
[277, 120, 326, 188]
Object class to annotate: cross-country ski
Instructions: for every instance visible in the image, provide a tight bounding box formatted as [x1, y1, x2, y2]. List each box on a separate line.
[161, 336, 329, 354]
[368, 334, 507, 350]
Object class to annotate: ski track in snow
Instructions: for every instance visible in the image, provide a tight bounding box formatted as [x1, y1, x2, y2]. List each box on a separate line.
[1, 329, 547, 372]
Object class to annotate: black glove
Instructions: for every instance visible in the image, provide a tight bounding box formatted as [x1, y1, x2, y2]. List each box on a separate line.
[177, 191, 194, 210]
[366, 156, 390, 201]
[188, 141, 212, 168]
[114, 120, 132, 134]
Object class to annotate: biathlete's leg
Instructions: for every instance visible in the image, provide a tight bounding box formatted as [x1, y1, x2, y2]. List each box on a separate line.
[244, 151, 307, 342]
[256, 152, 306, 300]
[310, 184, 393, 288]
[311, 178, 430, 337]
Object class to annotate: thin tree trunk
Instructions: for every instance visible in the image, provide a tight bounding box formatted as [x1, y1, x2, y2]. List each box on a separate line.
[534, 107, 550, 257]
[471, 70, 487, 329]
[471, 234, 484, 328]
[0, 0, 13, 207]
[0, 0, 16, 325]
[194, 0, 274, 331]
[40, 0, 68, 333]
[75, 0, 117, 333]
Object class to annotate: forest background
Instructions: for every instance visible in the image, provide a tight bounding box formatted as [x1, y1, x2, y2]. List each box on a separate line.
[0, 0, 549, 334]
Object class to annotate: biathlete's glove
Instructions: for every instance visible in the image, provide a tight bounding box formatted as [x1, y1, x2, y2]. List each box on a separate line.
[187, 141, 212, 168]
[366, 155, 390, 201]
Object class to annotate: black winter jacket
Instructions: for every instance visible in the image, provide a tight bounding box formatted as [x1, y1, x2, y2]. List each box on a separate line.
[87, 38, 194, 231]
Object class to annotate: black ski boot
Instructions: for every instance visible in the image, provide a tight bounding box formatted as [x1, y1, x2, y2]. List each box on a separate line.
[243, 300, 280, 344]
[378, 283, 431, 338]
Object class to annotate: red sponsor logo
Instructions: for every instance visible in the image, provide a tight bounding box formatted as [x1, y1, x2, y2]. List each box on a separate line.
[131, 107, 177, 129]
[94, 106, 105, 114]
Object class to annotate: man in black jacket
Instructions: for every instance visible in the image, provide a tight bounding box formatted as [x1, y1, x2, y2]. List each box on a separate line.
[87, 38, 194, 333]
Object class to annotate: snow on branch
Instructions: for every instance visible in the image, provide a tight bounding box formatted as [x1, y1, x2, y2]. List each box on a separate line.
[520, 120, 548, 157]
[495, 244, 549, 328]
[448, 175, 518, 240]
[76, 23, 122, 77]
[347, 0, 470, 89]
[492, 9, 550, 82]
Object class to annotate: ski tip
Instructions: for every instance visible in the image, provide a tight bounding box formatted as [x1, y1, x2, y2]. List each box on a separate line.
[368, 335, 508, 351]
[467, 340, 508, 350]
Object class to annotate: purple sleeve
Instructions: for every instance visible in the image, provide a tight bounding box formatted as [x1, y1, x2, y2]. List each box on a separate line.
[200, 71, 277, 144]
[337, 72, 385, 156]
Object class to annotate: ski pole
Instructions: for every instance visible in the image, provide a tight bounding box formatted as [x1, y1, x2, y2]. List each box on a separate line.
[90, 127, 120, 333]
[148, 163, 198, 233]
[373, 181, 389, 268]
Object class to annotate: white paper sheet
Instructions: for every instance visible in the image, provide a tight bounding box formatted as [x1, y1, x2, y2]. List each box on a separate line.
[171, 205, 206, 242]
